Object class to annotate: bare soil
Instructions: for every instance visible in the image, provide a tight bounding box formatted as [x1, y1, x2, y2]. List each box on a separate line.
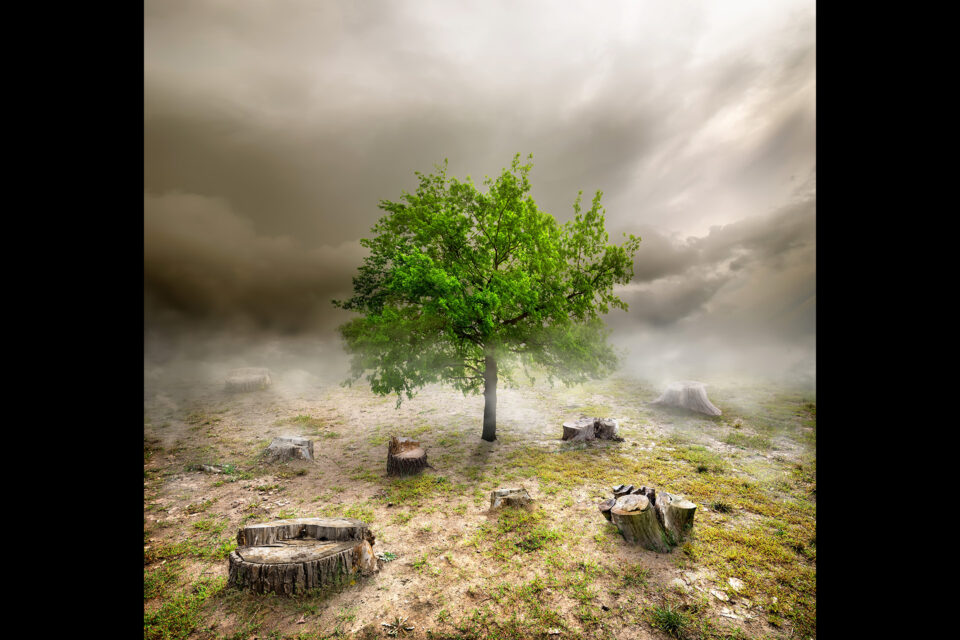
[144, 366, 816, 640]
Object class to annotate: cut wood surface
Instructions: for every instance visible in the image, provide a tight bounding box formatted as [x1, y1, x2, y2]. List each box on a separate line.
[237, 517, 372, 546]
[386, 436, 429, 476]
[650, 381, 721, 416]
[599, 484, 696, 552]
[225, 367, 272, 392]
[229, 517, 377, 595]
[263, 436, 314, 462]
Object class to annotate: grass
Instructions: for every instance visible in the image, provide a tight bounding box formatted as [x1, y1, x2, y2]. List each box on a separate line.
[144, 576, 226, 640]
[470, 506, 563, 560]
[723, 432, 774, 450]
[144, 561, 184, 600]
[144, 373, 815, 639]
[649, 603, 690, 639]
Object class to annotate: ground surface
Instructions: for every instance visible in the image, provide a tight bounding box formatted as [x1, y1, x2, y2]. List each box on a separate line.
[144, 366, 816, 640]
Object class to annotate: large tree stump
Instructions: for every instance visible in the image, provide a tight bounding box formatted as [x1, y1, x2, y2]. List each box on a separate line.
[263, 436, 314, 462]
[229, 517, 377, 595]
[599, 484, 697, 552]
[562, 417, 596, 441]
[490, 487, 532, 510]
[650, 381, 721, 416]
[562, 417, 623, 442]
[225, 367, 272, 392]
[386, 436, 429, 476]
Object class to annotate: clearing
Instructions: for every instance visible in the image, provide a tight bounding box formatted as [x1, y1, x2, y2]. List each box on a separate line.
[144, 366, 816, 640]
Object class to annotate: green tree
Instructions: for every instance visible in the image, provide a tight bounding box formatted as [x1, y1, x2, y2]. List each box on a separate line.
[333, 154, 640, 441]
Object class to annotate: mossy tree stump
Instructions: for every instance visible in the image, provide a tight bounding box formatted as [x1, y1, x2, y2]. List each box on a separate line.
[386, 436, 428, 476]
[228, 517, 377, 595]
[599, 484, 697, 552]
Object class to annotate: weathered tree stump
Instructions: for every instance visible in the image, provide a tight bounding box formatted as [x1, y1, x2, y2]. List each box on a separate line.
[610, 494, 672, 553]
[654, 491, 698, 541]
[561, 417, 624, 442]
[386, 436, 429, 476]
[562, 417, 595, 441]
[650, 381, 721, 416]
[263, 436, 314, 462]
[490, 487, 532, 510]
[599, 484, 697, 552]
[225, 367, 272, 392]
[229, 517, 377, 595]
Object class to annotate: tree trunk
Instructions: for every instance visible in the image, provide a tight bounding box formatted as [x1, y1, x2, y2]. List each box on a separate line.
[482, 352, 497, 442]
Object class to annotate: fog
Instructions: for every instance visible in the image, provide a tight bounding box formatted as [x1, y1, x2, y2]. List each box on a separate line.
[144, 0, 815, 394]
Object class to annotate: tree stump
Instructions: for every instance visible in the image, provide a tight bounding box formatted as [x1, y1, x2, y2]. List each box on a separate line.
[263, 436, 314, 462]
[654, 491, 698, 541]
[598, 484, 697, 552]
[228, 517, 378, 595]
[490, 487, 532, 510]
[561, 417, 623, 442]
[386, 436, 429, 476]
[562, 417, 595, 441]
[610, 494, 672, 553]
[650, 381, 721, 416]
[226, 367, 272, 392]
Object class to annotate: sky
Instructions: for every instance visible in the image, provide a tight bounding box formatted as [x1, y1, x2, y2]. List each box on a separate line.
[144, 0, 816, 385]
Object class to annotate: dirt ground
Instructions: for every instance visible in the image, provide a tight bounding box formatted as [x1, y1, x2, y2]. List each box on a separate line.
[144, 365, 816, 640]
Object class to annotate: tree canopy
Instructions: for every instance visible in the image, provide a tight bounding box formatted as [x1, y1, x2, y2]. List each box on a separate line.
[333, 154, 640, 440]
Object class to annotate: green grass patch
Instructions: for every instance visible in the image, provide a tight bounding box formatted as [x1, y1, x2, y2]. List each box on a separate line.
[648, 603, 689, 639]
[144, 561, 184, 600]
[378, 473, 456, 507]
[470, 506, 562, 560]
[144, 576, 226, 640]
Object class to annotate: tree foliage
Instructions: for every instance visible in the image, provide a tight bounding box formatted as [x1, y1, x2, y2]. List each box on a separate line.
[333, 154, 640, 415]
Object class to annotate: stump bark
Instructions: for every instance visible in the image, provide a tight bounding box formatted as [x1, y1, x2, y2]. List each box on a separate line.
[386, 436, 429, 476]
[562, 418, 596, 441]
[598, 484, 697, 552]
[650, 381, 721, 416]
[229, 517, 377, 595]
[226, 367, 272, 392]
[490, 487, 533, 510]
[610, 494, 672, 553]
[561, 417, 623, 442]
[263, 436, 314, 462]
[654, 491, 698, 541]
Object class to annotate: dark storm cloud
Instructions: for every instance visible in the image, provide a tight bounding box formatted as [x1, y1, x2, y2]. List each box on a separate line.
[144, 0, 815, 379]
[144, 192, 362, 333]
[616, 189, 815, 335]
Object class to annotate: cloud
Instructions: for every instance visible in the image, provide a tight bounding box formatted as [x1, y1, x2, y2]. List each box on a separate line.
[143, 1, 816, 381]
[144, 192, 364, 334]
